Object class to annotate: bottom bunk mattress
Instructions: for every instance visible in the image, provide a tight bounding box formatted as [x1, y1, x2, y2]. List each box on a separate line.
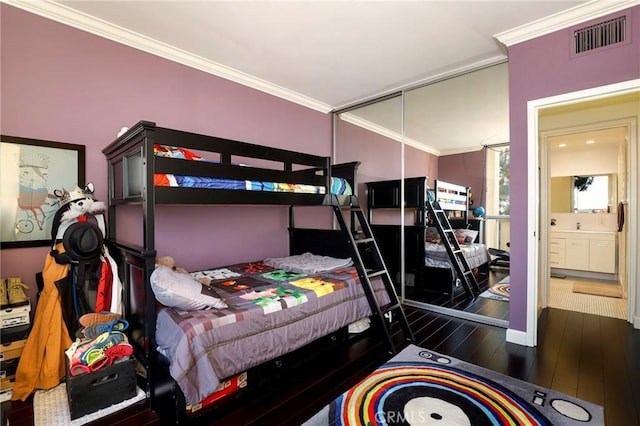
[424, 242, 490, 271]
[153, 256, 389, 406]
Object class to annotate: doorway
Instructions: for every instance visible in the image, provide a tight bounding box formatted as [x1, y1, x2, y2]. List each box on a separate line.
[528, 81, 640, 346]
[541, 124, 629, 320]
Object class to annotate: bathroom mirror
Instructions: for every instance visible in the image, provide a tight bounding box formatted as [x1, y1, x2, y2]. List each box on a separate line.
[550, 173, 617, 213]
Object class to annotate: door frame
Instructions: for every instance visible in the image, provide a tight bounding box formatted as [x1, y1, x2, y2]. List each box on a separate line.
[526, 79, 640, 345]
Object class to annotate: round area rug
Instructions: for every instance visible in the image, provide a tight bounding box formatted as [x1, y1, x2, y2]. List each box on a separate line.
[330, 361, 550, 425]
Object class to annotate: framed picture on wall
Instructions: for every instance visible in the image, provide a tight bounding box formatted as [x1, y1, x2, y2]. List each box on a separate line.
[0, 135, 86, 249]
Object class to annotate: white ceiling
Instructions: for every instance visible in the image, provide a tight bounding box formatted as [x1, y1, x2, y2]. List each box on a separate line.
[8, 0, 636, 154]
[548, 127, 628, 153]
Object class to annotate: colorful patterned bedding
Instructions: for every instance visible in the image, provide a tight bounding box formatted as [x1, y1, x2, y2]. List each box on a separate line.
[424, 242, 490, 271]
[154, 260, 388, 406]
[153, 144, 353, 195]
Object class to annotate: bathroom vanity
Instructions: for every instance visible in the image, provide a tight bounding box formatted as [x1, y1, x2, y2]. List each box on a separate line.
[550, 230, 616, 274]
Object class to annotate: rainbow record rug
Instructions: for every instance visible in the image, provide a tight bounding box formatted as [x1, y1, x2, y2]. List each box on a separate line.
[479, 276, 510, 302]
[304, 344, 603, 425]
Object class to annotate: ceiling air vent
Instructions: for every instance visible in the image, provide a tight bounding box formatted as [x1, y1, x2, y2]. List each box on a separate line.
[574, 16, 626, 54]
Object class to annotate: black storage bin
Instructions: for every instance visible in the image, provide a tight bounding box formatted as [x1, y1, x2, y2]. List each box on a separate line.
[65, 357, 137, 419]
[0, 324, 30, 344]
[0, 357, 19, 379]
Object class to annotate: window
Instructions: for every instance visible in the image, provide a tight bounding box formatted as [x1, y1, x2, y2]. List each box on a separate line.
[485, 145, 510, 251]
[485, 145, 510, 215]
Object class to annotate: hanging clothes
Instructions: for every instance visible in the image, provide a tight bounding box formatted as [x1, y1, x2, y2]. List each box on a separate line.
[105, 246, 123, 315]
[12, 243, 73, 401]
[95, 257, 113, 313]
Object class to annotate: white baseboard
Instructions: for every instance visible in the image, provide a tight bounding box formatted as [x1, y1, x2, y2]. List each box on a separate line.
[506, 328, 534, 346]
[634, 314, 640, 329]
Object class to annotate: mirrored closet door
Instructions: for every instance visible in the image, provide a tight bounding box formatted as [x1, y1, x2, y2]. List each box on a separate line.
[333, 63, 510, 327]
[334, 95, 405, 294]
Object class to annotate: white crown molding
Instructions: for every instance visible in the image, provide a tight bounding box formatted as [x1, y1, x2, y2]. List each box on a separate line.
[339, 113, 487, 157]
[340, 112, 490, 157]
[495, 0, 640, 47]
[404, 138, 441, 157]
[339, 113, 442, 156]
[3, 0, 333, 114]
[438, 145, 486, 156]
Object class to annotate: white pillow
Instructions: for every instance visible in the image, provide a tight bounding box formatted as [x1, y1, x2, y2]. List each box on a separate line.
[150, 265, 227, 311]
[455, 228, 479, 244]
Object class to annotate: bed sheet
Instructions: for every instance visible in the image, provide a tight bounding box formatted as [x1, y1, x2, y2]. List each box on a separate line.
[154, 173, 352, 195]
[155, 260, 388, 406]
[152, 144, 352, 195]
[424, 242, 490, 270]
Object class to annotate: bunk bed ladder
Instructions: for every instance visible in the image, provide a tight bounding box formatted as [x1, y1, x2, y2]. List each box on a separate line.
[426, 201, 481, 298]
[332, 198, 414, 355]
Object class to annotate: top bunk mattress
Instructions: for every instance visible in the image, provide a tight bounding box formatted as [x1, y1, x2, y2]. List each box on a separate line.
[153, 144, 353, 195]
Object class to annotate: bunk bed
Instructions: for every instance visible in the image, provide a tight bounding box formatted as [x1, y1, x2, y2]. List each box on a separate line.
[101, 121, 396, 423]
[422, 179, 490, 297]
[367, 178, 490, 298]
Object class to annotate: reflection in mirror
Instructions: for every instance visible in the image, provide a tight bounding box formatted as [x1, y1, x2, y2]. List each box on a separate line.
[401, 63, 509, 328]
[335, 95, 403, 200]
[573, 174, 616, 213]
[334, 95, 404, 293]
[550, 174, 617, 213]
[333, 63, 510, 328]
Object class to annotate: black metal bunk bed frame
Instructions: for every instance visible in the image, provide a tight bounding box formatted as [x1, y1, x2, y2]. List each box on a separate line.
[366, 177, 485, 300]
[102, 121, 413, 422]
[421, 179, 481, 298]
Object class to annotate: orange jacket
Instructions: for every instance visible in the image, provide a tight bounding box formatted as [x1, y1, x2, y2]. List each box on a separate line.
[12, 243, 72, 401]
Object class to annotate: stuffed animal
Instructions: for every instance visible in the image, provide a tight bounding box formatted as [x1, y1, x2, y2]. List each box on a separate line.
[156, 256, 212, 285]
[51, 183, 106, 239]
[50, 183, 107, 263]
[156, 256, 189, 275]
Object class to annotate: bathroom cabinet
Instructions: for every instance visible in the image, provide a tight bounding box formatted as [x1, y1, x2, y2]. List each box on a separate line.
[550, 231, 616, 274]
[565, 239, 590, 270]
[589, 239, 616, 273]
[549, 238, 566, 268]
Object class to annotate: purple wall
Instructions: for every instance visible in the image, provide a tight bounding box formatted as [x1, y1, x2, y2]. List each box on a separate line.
[0, 5, 332, 305]
[405, 145, 439, 185]
[507, 6, 640, 332]
[335, 120, 402, 196]
[438, 149, 485, 209]
[335, 120, 438, 224]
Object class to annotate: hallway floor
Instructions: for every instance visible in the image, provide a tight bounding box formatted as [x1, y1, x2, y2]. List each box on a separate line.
[549, 277, 627, 320]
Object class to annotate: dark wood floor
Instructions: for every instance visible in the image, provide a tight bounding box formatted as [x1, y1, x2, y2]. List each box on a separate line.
[3, 303, 638, 425]
[405, 267, 510, 321]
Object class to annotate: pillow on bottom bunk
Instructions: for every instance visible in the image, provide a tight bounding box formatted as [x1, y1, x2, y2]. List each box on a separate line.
[264, 252, 352, 274]
[151, 265, 227, 311]
[455, 229, 479, 244]
[425, 227, 441, 244]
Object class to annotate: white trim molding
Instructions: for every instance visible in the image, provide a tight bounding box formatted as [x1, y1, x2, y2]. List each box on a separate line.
[339, 113, 441, 156]
[495, 0, 640, 47]
[339, 112, 486, 157]
[506, 328, 530, 347]
[527, 79, 640, 346]
[4, 0, 333, 113]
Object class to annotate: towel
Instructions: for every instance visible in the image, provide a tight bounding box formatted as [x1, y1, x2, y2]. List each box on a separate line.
[617, 201, 624, 232]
